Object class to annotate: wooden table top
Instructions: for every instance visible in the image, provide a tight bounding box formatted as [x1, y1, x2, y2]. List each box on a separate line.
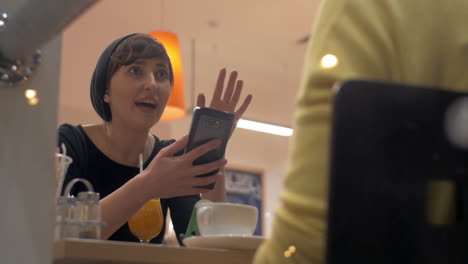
[54, 239, 256, 264]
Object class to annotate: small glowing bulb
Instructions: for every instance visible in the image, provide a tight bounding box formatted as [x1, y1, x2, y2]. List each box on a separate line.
[28, 97, 39, 106]
[321, 54, 338, 69]
[284, 250, 292, 258]
[288, 246, 296, 253]
[25, 89, 37, 99]
[0, 21, 4, 27]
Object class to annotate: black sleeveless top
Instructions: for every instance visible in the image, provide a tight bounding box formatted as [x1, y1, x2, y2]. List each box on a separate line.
[58, 124, 199, 244]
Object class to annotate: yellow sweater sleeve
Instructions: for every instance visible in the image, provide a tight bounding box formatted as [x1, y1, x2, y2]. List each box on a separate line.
[254, 0, 468, 263]
[253, 1, 394, 262]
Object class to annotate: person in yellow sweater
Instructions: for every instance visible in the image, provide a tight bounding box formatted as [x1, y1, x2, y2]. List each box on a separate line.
[253, 0, 468, 263]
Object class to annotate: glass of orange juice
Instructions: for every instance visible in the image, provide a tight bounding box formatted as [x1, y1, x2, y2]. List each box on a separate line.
[128, 199, 164, 243]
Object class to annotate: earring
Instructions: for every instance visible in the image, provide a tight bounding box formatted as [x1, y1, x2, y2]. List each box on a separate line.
[104, 92, 110, 103]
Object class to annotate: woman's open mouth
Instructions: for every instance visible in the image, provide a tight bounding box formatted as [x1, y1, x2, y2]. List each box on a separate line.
[135, 101, 157, 110]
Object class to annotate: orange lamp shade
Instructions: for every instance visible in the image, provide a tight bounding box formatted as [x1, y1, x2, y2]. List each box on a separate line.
[148, 31, 186, 121]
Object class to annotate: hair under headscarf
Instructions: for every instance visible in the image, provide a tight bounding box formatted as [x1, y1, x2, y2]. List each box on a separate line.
[90, 33, 173, 122]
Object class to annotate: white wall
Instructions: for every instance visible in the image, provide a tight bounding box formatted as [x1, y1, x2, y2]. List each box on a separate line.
[0, 2, 62, 264]
[263, 166, 286, 235]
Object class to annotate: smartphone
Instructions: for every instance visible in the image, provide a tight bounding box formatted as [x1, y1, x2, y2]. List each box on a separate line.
[185, 107, 234, 189]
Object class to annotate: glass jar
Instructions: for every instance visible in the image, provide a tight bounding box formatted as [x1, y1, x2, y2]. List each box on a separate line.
[76, 191, 101, 239]
[55, 195, 78, 240]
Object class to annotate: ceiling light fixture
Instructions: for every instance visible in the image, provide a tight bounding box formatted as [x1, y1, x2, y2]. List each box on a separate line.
[148, 31, 186, 121]
[237, 119, 293, 136]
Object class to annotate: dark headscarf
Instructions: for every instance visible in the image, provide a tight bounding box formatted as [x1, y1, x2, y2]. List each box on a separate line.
[90, 33, 138, 122]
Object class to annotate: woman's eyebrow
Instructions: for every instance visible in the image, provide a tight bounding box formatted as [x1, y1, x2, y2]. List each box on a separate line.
[130, 59, 167, 69]
[132, 60, 146, 65]
[155, 63, 168, 69]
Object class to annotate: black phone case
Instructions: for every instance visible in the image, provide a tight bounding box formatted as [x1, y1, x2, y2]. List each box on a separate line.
[185, 107, 234, 189]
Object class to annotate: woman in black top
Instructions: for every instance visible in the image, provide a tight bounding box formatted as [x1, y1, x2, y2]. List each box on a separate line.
[58, 33, 252, 244]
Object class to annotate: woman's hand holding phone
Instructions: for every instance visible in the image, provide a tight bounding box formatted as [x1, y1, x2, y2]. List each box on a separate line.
[139, 68, 251, 201]
[137, 135, 227, 200]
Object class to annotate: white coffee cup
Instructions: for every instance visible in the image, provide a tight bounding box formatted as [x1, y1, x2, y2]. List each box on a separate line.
[196, 201, 258, 237]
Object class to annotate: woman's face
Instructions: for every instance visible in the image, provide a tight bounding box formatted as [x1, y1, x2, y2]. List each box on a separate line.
[105, 57, 172, 129]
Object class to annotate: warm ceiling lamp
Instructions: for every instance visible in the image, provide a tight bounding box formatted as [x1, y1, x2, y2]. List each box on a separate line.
[148, 31, 186, 121]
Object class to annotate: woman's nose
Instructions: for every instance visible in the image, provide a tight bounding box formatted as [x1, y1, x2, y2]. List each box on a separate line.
[143, 74, 158, 91]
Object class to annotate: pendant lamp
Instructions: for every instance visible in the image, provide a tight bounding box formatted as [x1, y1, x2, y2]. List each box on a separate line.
[148, 31, 186, 121]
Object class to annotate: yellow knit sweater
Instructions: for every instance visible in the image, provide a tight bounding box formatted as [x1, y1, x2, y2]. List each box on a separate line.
[254, 0, 468, 263]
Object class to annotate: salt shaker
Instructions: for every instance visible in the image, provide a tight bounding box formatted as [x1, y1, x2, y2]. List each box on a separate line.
[55, 195, 78, 240]
[76, 191, 101, 239]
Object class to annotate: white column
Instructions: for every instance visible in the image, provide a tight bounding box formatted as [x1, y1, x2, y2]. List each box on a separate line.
[0, 20, 62, 264]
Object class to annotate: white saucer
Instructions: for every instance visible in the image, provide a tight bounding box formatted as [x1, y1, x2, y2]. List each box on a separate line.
[183, 235, 265, 251]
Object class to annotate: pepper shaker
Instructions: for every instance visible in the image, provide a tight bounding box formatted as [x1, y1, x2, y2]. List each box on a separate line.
[76, 191, 101, 239]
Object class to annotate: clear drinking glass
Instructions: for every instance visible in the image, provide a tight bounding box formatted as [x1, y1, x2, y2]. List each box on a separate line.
[55, 153, 73, 199]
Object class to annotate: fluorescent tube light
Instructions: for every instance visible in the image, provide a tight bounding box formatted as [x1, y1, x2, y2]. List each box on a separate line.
[236, 119, 293, 136]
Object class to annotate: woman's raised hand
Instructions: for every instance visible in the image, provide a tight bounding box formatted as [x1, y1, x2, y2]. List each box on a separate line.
[196, 68, 253, 135]
[139, 135, 227, 199]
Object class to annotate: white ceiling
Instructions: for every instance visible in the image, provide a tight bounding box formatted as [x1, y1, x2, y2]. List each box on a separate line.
[58, 0, 321, 171]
